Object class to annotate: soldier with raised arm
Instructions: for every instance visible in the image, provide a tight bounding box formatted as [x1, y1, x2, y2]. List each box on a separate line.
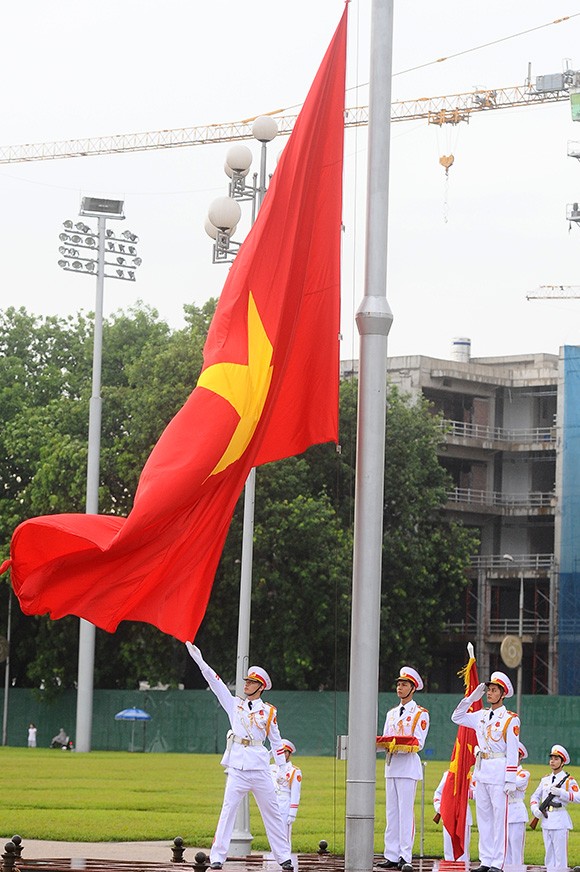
[451, 670, 520, 872]
[186, 643, 293, 872]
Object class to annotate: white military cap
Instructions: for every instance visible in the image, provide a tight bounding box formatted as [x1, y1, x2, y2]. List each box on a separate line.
[244, 666, 272, 691]
[518, 742, 528, 760]
[485, 670, 514, 698]
[281, 739, 296, 754]
[550, 744, 570, 765]
[397, 666, 423, 691]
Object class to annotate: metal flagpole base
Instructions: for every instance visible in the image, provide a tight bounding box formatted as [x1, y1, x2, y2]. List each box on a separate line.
[229, 797, 253, 856]
[228, 832, 254, 857]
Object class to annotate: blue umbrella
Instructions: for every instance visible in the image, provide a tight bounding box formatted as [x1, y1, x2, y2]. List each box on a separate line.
[114, 707, 151, 751]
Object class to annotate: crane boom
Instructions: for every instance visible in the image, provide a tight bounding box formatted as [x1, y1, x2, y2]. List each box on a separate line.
[0, 84, 571, 165]
[527, 285, 580, 299]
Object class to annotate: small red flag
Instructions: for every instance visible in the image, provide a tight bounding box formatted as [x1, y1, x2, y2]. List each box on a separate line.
[440, 653, 482, 860]
[1, 7, 347, 642]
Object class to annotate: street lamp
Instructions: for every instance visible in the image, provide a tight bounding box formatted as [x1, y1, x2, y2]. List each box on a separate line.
[58, 196, 142, 753]
[205, 116, 278, 854]
[502, 554, 524, 716]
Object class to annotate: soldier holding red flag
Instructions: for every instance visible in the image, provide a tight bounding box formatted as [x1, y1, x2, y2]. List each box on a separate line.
[376, 666, 430, 870]
[451, 670, 520, 872]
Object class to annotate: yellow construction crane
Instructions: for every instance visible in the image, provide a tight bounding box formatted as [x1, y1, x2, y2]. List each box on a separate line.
[0, 78, 574, 165]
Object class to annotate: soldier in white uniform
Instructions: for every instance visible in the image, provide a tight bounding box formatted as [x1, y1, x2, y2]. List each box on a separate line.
[451, 670, 520, 872]
[433, 768, 472, 862]
[271, 739, 302, 850]
[530, 743, 580, 870]
[376, 666, 430, 870]
[186, 644, 293, 872]
[505, 742, 530, 868]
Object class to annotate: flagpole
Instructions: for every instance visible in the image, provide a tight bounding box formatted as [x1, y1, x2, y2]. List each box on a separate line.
[230, 136, 270, 857]
[345, 2, 394, 871]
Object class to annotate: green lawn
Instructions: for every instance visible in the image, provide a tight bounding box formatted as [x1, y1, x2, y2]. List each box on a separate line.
[0, 748, 578, 865]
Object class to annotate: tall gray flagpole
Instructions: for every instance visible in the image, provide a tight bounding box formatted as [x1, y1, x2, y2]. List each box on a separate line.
[345, 2, 394, 871]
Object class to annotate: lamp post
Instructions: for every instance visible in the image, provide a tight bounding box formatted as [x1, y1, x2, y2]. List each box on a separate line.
[205, 116, 277, 854]
[502, 553, 524, 715]
[58, 196, 142, 753]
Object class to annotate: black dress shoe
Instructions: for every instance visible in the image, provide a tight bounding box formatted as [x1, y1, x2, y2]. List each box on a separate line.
[472, 866, 490, 872]
[397, 860, 408, 870]
[375, 862, 399, 869]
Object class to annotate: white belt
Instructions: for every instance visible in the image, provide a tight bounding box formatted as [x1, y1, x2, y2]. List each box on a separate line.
[478, 751, 505, 760]
[231, 735, 263, 747]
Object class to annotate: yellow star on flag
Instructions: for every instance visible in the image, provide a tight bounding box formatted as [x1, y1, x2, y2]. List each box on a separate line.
[197, 291, 274, 475]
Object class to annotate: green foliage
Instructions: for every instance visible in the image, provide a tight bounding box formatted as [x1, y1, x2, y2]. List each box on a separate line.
[0, 303, 475, 695]
[379, 388, 479, 688]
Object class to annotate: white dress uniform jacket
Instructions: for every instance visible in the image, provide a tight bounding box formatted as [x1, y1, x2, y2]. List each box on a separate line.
[505, 765, 530, 867]
[452, 689, 520, 786]
[508, 765, 531, 824]
[275, 761, 302, 823]
[530, 771, 580, 869]
[382, 698, 430, 779]
[194, 652, 286, 771]
[530, 771, 580, 831]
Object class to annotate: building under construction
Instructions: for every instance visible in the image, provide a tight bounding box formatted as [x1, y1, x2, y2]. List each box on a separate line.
[342, 341, 580, 697]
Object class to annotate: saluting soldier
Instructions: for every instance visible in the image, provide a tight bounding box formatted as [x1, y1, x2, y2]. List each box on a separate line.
[376, 666, 430, 870]
[530, 744, 580, 870]
[451, 670, 520, 872]
[186, 643, 293, 872]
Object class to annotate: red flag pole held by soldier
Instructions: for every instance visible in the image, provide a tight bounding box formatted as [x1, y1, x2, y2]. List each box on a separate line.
[440, 642, 482, 861]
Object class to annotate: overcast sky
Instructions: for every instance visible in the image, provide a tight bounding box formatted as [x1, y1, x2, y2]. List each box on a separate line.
[2, 0, 580, 362]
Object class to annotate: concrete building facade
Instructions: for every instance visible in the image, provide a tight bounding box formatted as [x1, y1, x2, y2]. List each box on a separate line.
[342, 343, 580, 696]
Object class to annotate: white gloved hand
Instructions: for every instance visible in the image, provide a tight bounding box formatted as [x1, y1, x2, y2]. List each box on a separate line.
[185, 641, 203, 664]
[470, 682, 486, 701]
[532, 807, 543, 819]
[503, 784, 516, 797]
[287, 815, 296, 824]
[551, 786, 567, 799]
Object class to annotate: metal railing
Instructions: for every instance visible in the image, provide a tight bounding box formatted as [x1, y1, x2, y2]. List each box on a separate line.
[442, 419, 556, 444]
[447, 487, 555, 509]
[446, 617, 551, 635]
[471, 553, 555, 570]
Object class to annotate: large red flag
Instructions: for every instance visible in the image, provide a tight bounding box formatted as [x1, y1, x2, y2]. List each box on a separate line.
[440, 652, 482, 860]
[0, 6, 347, 643]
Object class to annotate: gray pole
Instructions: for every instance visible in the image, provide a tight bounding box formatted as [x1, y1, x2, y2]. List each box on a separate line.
[230, 465, 256, 854]
[75, 215, 106, 753]
[2, 590, 12, 745]
[229, 138, 268, 855]
[345, 2, 394, 871]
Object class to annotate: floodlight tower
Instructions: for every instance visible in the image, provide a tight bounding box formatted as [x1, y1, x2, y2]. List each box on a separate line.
[58, 197, 142, 753]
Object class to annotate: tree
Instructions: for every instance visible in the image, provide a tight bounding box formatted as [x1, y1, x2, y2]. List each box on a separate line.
[0, 304, 476, 694]
[378, 387, 478, 689]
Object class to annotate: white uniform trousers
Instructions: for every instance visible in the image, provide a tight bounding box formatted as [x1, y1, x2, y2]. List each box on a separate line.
[384, 777, 418, 863]
[275, 794, 294, 851]
[542, 827, 569, 870]
[505, 821, 526, 867]
[442, 823, 471, 862]
[474, 781, 508, 869]
[210, 769, 291, 865]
